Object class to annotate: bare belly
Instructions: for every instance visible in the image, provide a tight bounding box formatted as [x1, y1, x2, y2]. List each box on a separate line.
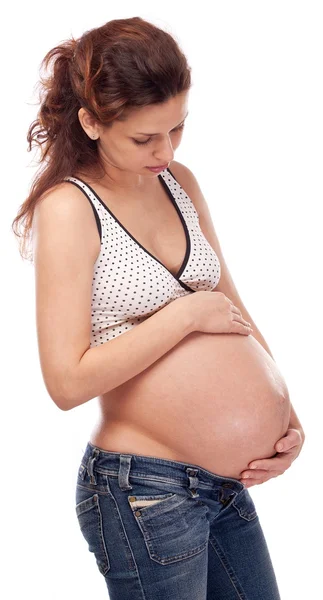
[90, 332, 291, 479]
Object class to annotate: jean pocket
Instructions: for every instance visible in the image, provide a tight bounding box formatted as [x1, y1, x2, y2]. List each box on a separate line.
[75, 492, 110, 576]
[232, 488, 258, 522]
[127, 490, 208, 565]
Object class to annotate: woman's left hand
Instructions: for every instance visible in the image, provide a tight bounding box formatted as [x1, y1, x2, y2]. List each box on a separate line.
[239, 428, 305, 488]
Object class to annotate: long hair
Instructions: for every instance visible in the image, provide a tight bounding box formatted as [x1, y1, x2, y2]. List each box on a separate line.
[12, 16, 192, 262]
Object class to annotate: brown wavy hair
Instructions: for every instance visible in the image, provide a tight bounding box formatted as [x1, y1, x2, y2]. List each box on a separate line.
[12, 16, 192, 262]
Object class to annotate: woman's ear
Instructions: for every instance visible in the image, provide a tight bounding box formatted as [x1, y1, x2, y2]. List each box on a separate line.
[77, 107, 100, 139]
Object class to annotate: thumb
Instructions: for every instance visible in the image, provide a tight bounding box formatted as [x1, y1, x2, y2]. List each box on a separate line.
[275, 428, 299, 452]
[275, 432, 290, 452]
[275, 441, 285, 452]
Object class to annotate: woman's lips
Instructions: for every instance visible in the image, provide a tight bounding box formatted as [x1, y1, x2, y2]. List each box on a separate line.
[146, 164, 168, 172]
[147, 163, 168, 168]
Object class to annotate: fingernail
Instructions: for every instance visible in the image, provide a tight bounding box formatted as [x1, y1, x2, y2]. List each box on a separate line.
[250, 465, 257, 469]
[277, 444, 283, 451]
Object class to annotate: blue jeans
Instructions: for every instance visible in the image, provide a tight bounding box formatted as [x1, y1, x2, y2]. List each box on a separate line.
[75, 441, 281, 599]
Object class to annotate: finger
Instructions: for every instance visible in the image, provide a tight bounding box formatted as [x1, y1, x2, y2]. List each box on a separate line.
[243, 478, 266, 488]
[241, 468, 282, 480]
[243, 479, 263, 488]
[242, 476, 269, 487]
[275, 429, 302, 452]
[242, 472, 281, 487]
[249, 444, 301, 469]
[248, 455, 293, 471]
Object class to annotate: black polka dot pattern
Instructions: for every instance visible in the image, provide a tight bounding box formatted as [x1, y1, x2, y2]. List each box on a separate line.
[64, 168, 221, 347]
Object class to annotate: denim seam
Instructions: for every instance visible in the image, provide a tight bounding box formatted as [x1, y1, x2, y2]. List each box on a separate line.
[94, 468, 184, 484]
[96, 495, 111, 575]
[231, 503, 258, 521]
[93, 469, 214, 490]
[143, 533, 208, 565]
[208, 494, 236, 527]
[76, 483, 112, 496]
[208, 533, 246, 599]
[86, 444, 242, 483]
[101, 475, 149, 598]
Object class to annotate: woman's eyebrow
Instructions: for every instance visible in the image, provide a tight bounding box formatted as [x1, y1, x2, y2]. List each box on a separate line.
[135, 111, 189, 136]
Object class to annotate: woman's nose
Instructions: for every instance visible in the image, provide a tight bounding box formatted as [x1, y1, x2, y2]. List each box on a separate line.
[153, 135, 175, 163]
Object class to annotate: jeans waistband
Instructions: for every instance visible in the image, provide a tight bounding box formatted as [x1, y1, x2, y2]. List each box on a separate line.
[80, 441, 244, 496]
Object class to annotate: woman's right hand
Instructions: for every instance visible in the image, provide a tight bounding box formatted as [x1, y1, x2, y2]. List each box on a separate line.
[182, 290, 253, 335]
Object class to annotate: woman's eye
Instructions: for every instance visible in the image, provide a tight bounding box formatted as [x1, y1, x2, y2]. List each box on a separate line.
[132, 123, 185, 146]
[133, 138, 152, 146]
[133, 122, 185, 146]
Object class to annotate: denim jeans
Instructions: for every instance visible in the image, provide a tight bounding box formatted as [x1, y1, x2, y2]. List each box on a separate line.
[75, 441, 281, 599]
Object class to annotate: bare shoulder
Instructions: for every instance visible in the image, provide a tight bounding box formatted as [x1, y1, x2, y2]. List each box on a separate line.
[167, 160, 194, 187]
[167, 160, 204, 217]
[34, 180, 91, 216]
[33, 180, 100, 263]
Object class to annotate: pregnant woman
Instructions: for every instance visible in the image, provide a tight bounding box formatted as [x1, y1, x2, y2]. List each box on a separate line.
[13, 17, 305, 600]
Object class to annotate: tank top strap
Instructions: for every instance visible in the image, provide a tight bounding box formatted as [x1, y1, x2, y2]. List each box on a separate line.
[64, 176, 102, 242]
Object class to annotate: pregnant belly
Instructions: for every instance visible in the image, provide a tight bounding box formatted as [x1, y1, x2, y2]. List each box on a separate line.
[96, 332, 291, 479]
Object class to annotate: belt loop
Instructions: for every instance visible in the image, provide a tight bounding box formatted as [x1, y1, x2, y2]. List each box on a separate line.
[118, 455, 133, 491]
[186, 467, 200, 498]
[87, 447, 100, 485]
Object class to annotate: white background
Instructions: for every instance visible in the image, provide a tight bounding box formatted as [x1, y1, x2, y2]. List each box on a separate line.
[2, 1, 322, 598]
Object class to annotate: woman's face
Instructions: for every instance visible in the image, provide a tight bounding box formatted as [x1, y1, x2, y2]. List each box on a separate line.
[78, 91, 189, 185]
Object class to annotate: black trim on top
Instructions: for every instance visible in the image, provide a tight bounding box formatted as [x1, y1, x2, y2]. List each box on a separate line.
[65, 179, 102, 243]
[157, 173, 191, 279]
[65, 171, 196, 293]
[167, 166, 178, 183]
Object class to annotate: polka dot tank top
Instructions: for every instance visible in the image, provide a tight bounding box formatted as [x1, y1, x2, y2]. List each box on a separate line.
[64, 167, 221, 347]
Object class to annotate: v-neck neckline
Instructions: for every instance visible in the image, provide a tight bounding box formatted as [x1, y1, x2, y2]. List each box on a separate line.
[69, 169, 194, 291]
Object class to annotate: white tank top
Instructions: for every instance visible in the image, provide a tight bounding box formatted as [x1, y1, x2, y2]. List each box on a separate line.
[64, 167, 221, 347]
